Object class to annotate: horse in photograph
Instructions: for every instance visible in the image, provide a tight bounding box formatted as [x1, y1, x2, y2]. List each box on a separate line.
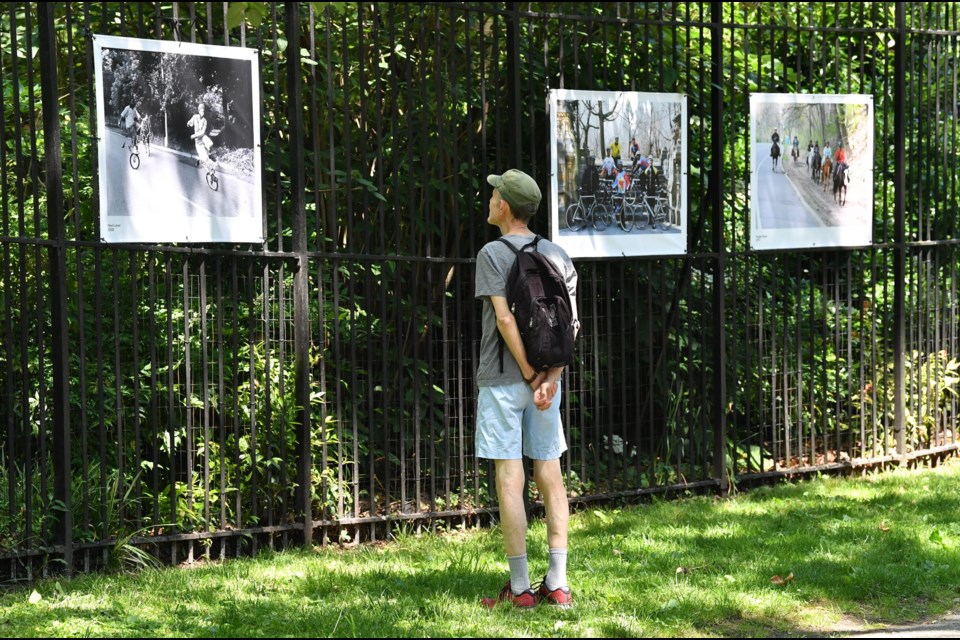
[810, 149, 822, 183]
[791, 143, 799, 164]
[770, 141, 780, 172]
[833, 161, 850, 205]
[821, 156, 833, 192]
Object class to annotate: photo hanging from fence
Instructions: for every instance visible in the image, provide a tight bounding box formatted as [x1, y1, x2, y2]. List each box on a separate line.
[749, 93, 874, 251]
[94, 34, 263, 244]
[549, 89, 687, 258]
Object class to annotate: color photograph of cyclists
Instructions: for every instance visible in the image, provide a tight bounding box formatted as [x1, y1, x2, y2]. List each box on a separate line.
[94, 34, 263, 244]
[549, 89, 687, 258]
[749, 93, 874, 251]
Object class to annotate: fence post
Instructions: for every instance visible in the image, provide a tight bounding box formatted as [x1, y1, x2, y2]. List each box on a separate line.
[506, 2, 522, 168]
[710, 2, 729, 494]
[38, 2, 73, 573]
[893, 2, 906, 458]
[285, 2, 313, 545]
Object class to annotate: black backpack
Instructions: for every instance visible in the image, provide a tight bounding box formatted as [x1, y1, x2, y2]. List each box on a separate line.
[497, 236, 576, 373]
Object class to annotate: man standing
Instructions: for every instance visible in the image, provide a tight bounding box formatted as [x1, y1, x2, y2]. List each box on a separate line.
[610, 136, 622, 161]
[600, 149, 617, 178]
[476, 169, 578, 609]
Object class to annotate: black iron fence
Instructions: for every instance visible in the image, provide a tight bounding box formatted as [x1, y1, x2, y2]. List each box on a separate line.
[1, 2, 958, 581]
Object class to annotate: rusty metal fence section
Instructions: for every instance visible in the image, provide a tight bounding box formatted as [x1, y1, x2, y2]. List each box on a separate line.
[0, 2, 958, 581]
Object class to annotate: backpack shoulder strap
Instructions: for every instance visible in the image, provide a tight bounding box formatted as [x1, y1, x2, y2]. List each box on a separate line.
[519, 235, 541, 253]
[495, 236, 522, 374]
[497, 237, 520, 255]
[498, 235, 541, 254]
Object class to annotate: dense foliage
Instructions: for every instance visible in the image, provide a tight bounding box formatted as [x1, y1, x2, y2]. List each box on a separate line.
[0, 2, 958, 565]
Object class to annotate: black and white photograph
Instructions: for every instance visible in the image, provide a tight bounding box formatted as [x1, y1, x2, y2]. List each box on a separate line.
[750, 93, 874, 251]
[94, 34, 263, 243]
[549, 88, 687, 258]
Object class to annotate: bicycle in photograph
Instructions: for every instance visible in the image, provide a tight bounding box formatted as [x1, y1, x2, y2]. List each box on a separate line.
[200, 156, 219, 191]
[616, 179, 643, 232]
[618, 166, 671, 232]
[642, 192, 670, 229]
[199, 127, 221, 191]
[125, 127, 141, 170]
[565, 183, 614, 232]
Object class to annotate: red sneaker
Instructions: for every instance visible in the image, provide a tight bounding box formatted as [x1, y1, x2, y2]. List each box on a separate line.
[481, 581, 539, 609]
[537, 579, 573, 607]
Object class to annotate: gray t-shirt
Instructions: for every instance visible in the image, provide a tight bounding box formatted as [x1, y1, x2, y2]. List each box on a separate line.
[475, 233, 578, 387]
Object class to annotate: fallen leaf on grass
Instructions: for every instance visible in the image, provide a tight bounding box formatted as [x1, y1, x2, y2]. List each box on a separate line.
[879, 521, 891, 532]
[770, 572, 794, 585]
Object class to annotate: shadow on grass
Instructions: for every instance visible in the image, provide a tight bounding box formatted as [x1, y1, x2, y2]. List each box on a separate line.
[570, 472, 960, 635]
[5, 468, 959, 637]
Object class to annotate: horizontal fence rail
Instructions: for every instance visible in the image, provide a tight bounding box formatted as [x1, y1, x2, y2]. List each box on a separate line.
[0, 2, 958, 581]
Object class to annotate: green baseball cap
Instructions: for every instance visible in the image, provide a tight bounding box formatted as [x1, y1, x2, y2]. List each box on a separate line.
[487, 169, 541, 217]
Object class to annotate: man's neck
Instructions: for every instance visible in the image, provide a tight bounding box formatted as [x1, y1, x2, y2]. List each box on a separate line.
[500, 220, 534, 237]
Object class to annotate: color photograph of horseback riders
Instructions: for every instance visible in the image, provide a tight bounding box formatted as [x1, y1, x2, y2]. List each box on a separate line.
[749, 93, 873, 251]
[549, 88, 687, 258]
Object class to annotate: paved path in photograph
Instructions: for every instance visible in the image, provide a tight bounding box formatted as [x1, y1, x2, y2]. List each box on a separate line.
[104, 128, 251, 219]
[753, 144, 823, 228]
[780, 154, 872, 230]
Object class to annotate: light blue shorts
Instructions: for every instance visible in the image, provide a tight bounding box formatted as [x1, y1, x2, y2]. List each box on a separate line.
[475, 382, 567, 461]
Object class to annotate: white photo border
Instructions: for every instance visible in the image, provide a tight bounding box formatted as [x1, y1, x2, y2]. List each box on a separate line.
[94, 34, 264, 244]
[548, 88, 688, 259]
[749, 92, 874, 251]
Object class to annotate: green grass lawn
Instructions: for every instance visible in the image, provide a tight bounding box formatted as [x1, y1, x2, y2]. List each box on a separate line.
[3, 458, 960, 638]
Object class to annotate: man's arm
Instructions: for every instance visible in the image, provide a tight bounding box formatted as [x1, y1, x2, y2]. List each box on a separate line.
[490, 294, 540, 388]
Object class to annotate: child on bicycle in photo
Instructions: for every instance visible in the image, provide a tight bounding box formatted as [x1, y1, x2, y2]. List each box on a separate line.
[187, 102, 214, 167]
[119, 101, 141, 148]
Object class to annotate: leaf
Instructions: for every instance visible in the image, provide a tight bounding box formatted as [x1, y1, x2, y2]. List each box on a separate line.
[246, 2, 269, 26]
[770, 572, 794, 585]
[226, 2, 249, 29]
[930, 528, 947, 548]
[28, 590, 42, 604]
[879, 521, 891, 532]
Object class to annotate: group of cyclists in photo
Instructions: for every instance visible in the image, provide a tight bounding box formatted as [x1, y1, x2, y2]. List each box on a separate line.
[567, 136, 674, 232]
[117, 100, 221, 191]
[770, 128, 852, 206]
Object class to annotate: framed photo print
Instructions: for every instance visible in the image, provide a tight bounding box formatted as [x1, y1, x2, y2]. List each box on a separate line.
[749, 92, 874, 251]
[549, 88, 687, 258]
[94, 34, 263, 243]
